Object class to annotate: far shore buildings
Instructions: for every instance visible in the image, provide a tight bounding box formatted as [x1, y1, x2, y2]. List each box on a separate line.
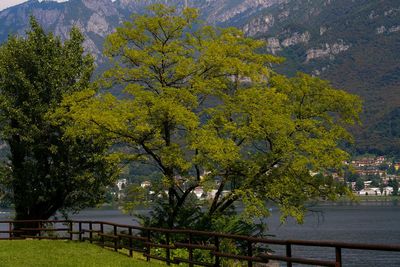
[352, 156, 387, 177]
[349, 156, 400, 195]
[351, 156, 400, 179]
[141, 181, 151, 188]
[116, 156, 400, 199]
[358, 186, 394, 196]
[351, 156, 385, 168]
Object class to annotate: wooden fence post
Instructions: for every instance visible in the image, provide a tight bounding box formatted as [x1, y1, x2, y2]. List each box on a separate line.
[89, 222, 93, 243]
[214, 236, 220, 267]
[78, 222, 82, 241]
[69, 221, 73, 240]
[128, 227, 133, 257]
[38, 221, 42, 239]
[114, 225, 118, 252]
[335, 247, 342, 267]
[100, 223, 104, 247]
[247, 240, 253, 267]
[9, 222, 12, 240]
[166, 232, 171, 265]
[188, 233, 194, 267]
[286, 242, 292, 267]
[146, 229, 151, 262]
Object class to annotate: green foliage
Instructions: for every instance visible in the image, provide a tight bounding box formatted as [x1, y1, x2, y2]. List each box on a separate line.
[0, 18, 119, 220]
[393, 182, 399, 196]
[61, 4, 361, 229]
[344, 169, 360, 183]
[122, 184, 151, 212]
[355, 178, 365, 191]
[367, 175, 381, 188]
[388, 178, 399, 196]
[137, 194, 202, 230]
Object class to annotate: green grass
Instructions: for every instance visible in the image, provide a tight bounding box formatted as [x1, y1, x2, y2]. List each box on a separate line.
[0, 240, 166, 267]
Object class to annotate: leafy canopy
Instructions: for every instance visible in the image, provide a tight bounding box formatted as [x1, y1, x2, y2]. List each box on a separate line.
[60, 4, 361, 229]
[0, 18, 118, 220]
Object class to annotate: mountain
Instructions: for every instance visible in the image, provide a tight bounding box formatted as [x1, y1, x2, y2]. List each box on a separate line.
[0, 0, 280, 62]
[0, 0, 399, 155]
[239, 0, 400, 155]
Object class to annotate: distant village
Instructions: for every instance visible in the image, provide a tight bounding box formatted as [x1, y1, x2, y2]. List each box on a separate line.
[114, 173, 231, 202]
[343, 156, 400, 196]
[112, 156, 400, 202]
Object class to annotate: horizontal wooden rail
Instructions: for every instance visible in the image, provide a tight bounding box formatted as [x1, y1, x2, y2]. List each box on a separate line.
[173, 257, 214, 267]
[1, 219, 400, 267]
[19, 228, 70, 231]
[174, 242, 216, 250]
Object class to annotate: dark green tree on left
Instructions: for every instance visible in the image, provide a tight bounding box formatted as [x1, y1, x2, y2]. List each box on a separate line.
[0, 18, 119, 221]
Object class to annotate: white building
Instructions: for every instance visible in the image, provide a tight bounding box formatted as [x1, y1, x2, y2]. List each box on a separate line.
[358, 186, 395, 196]
[358, 188, 380, 196]
[382, 186, 393, 195]
[116, 179, 127, 191]
[194, 186, 205, 199]
[141, 181, 151, 188]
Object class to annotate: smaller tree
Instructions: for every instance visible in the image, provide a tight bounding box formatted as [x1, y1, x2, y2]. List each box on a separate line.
[355, 177, 365, 191]
[388, 178, 399, 196]
[344, 170, 360, 182]
[393, 181, 399, 196]
[387, 164, 396, 175]
[368, 174, 381, 187]
[0, 18, 119, 223]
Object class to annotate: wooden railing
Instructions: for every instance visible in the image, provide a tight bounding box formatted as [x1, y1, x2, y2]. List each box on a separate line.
[1, 220, 400, 267]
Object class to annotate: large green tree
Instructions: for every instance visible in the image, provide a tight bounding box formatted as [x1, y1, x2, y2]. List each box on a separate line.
[0, 18, 118, 221]
[60, 5, 361, 230]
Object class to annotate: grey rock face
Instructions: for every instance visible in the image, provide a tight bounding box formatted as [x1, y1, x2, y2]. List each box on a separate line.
[306, 41, 350, 62]
[32, 8, 61, 26]
[281, 32, 310, 47]
[244, 14, 275, 36]
[87, 13, 110, 37]
[200, 0, 279, 24]
[0, 0, 282, 61]
[266, 37, 281, 54]
[82, 0, 118, 16]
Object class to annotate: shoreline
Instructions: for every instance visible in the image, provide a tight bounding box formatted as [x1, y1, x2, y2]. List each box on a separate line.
[307, 196, 400, 207]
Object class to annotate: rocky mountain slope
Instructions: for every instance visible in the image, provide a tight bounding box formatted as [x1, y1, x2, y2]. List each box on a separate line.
[0, 0, 281, 61]
[238, 0, 400, 155]
[0, 0, 399, 155]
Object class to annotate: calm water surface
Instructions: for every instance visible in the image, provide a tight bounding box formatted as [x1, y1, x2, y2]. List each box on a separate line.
[1, 204, 399, 266]
[265, 204, 400, 266]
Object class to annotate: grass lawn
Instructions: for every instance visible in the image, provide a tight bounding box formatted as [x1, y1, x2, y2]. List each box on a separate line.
[0, 240, 166, 267]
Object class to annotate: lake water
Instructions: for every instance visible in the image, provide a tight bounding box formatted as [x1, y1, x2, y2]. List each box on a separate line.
[1, 204, 399, 266]
[265, 204, 400, 266]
